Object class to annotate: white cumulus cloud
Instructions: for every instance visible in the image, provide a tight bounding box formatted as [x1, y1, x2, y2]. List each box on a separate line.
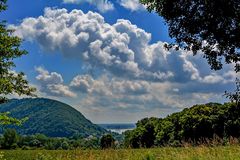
[70, 74, 150, 95]
[119, 0, 145, 11]
[13, 8, 238, 85]
[63, 0, 114, 13]
[35, 67, 76, 98]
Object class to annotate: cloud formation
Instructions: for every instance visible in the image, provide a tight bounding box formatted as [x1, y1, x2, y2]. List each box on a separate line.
[76, 76, 227, 122]
[119, 0, 145, 11]
[12, 8, 239, 122]
[70, 74, 150, 95]
[34, 66, 237, 122]
[36, 67, 76, 97]
[63, 0, 114, 13]
[13, 7, 237, 84]
[69, 73, 234, 113]
[62, 0, 145, 12]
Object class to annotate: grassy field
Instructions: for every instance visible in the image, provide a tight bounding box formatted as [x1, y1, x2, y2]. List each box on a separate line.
[1, 146, 240, 160]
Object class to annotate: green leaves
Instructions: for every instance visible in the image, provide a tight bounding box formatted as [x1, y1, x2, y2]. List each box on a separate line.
[0, 0, 36, 103]
[140, 0, 240, 72]
[124, 118, 158, 148]
[125, 102, 239, 147]
[0, 0, 7, 12]
[0, 112, 28, 126]
[100, 134, 115, 149]
[225, 78, 240, 105]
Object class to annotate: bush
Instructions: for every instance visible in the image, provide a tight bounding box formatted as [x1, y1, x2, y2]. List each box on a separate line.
[100, 134, 115, 149]
[2, 129, 18, 149]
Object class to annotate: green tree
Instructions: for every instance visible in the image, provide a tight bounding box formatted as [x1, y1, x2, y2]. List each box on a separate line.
[0, 0, 34, 127]
[125, 103, 240, 147]
[2, 128, 18, 149]
[82, 137, 100, 149]
[124, 118, 159, 148]
[136, 118, 158, 148]
[140, 0, 240, 72]
[61, 140, 70, 150]
[100, 134, 115, 149]
[225, 78, 240, 106]
[0, 112, 28, 126]
[0, 0, 35, 104]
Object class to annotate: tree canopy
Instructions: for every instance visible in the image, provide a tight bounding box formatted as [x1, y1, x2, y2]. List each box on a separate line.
[225, 78, 240, 105]
[0, 0, 35, 104]
[124, 102, 239, 148]
[140, 0, 240, 72]
[0, 112, 28, 127]
[100, 134, 115, 149]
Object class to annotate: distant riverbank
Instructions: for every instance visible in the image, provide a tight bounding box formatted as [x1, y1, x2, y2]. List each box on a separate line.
[98, 123, 136, 134]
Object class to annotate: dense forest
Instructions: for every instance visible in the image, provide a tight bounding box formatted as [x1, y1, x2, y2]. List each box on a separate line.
[124, 102, 240, 148]
[0, 98, 107, 137]
[0, 102, 240, 150]
[0, 129, 112, 150]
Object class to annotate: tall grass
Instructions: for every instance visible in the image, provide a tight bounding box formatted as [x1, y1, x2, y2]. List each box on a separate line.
[1, 146, 240, 160]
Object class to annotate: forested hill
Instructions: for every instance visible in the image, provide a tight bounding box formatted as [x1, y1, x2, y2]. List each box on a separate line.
[124, 102, 239, 148]
[0, 98, 107, 137]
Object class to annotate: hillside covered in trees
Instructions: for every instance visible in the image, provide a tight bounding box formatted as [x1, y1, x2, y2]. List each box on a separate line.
[124, 102, 239, 148]
[0, 98, 107, 137]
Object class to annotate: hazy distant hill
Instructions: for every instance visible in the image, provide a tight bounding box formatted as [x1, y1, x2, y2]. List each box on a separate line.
[0, 98, 107, 137]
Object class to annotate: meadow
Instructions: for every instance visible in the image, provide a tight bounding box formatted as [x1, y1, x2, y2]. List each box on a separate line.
[1, 146, 240, 160]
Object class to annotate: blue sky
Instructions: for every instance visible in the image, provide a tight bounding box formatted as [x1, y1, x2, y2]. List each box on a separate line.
[3, 0, 239, 123]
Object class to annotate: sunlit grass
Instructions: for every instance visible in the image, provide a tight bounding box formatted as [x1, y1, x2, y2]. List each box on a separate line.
[1, 146, 240, 160]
